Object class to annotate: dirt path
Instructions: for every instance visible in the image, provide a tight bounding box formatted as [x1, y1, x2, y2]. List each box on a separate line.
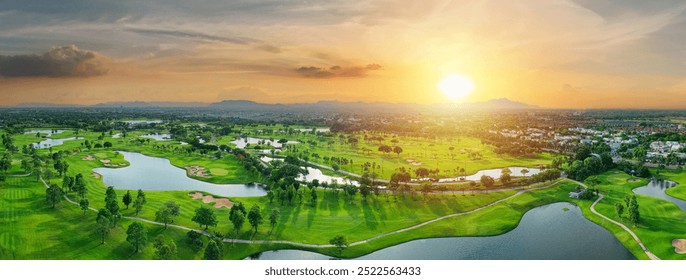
[572, 179, 660, 260]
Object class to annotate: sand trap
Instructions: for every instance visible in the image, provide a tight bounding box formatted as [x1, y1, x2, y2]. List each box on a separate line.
[673, 239, 686, 254]
[189, 192, 233, 209]
[187, 165, 211, 178]
[100, 159, 111, 164]
[82, 155, 95, 161]
[91, 172, 101, 179]
[627, 178, 641, 182]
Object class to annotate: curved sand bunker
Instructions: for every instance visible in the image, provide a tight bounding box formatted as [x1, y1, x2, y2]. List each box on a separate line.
[190, 192, 233, 209]
[82, 155, 95, 161]
[187, 165, 211, 178]
[91, 172, 101, 179]
[673, 239, 686, 254]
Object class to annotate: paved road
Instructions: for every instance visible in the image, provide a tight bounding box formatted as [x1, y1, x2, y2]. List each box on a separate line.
[572, 179, 660, 260]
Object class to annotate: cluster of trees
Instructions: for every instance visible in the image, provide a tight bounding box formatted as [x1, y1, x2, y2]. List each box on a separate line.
[81, 139, 112, 150]
[565, 143, 615, 181]
[616, 160, 651, 178]
[0, 153, 11, 174]
[1, 134, 17, 152]
[615, 195, 640, 226]
[377, 145, 403, 157]
[122, 189, 147, 216]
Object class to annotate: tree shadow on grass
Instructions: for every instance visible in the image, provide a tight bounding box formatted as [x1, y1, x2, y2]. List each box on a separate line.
[360, 200, 378, 230]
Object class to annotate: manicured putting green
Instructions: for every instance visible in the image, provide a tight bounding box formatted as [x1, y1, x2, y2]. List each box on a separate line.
[209, 168, 229, 176]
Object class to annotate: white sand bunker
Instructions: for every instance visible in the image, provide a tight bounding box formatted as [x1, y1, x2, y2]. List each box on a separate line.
[673, 239, 686, 254]
[189, 192, 233, 209]
[187, 165, 211, 178]
[91, 172, 101, 179]
[406, 159, 423, 166]
[82, 155, 95, 160]
[100, 159, 111, 164]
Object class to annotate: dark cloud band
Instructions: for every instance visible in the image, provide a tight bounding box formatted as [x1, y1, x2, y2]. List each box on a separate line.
[295, 64, 382, 78]
[0, 45, 108, 78]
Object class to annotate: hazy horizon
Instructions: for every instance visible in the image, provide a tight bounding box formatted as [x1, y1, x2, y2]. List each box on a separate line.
[1, 1, 686, 109]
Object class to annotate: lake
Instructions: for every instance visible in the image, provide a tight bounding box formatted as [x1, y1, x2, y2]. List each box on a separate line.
[93, 151, 267, 197]
[261, 156, 358, 186]
[232, 137, 300, 149]
[247, 202, 634, 260]
[31, 137, 83, 149]
[140, 133, 173, 141]
[437, 167, 542, 183]
[633, 179, 686, 212]
[24, 129, 66, 137]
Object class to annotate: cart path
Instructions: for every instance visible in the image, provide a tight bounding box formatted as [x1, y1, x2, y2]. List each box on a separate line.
[572, 180, 660, 260]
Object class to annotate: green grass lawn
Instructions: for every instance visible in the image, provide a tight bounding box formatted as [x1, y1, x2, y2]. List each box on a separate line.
[0, 176, 209, 260]
[226, 130, 552, 180]
[8, 126, 686, 260]
[578, 170, 686, 260]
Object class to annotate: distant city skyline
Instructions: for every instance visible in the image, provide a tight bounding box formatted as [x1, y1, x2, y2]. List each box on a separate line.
[1, 0, 686, 109]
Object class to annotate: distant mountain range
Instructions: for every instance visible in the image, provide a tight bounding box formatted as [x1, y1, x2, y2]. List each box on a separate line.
[14, 98, 539, 111]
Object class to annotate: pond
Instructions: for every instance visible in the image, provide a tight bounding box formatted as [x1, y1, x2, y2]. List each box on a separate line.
[296, 128, 330, 133]
[633, 179, 686, 212]
[123, 120, 163, 126]
[24, 129, 66, 137]
[260, 156, 358, 186]
[93, 151, 267, 197]
[232, 137, 300, 149]
[31, 137, 83, 149]
[140, 133, 173, 141]
[437, 167, 542, 183]
[247, 202, 634, 260]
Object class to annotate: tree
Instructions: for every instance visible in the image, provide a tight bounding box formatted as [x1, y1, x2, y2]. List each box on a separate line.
[79, 198, 89, 216]
[105, 187, 120, 226]
[247, 205, 263, 234]
[164, 201, 180, 223]
[329, 235, 348, 253]
[103, 141, 113, 148]
[627, 195, 640, 226]
[46, 183, 62, 208]
[122, 190, 132, 209]
[192, 206, 218, 230]
[231, 212, 245, 236]
[126, 222, 147, 253]
[186, 230, 204, 251]
[75, 173, 87, 199]
[499, 172, 511, 184]
[269, 208, 280, 231]
[153, 235, 177, 260]
[155, 207, 173, 229]
[203, 240, 221, 260]
[136, 189, 147, 204]
[134, 189, 146, 215]
[615, 202, 625, 219]
[62, 175, 74, 194]
[480, 175, 495, 188]
[393, 146, 403, 157]
[96, 215, 110, 244]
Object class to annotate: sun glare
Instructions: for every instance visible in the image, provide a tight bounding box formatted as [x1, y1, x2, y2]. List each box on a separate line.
[439, 75, 475, 101]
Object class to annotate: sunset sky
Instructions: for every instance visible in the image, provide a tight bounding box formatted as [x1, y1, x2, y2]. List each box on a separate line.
[1, 0, 686, 108]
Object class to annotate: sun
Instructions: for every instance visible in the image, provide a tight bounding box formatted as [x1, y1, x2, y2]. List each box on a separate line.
[439, 75, 475, 100]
